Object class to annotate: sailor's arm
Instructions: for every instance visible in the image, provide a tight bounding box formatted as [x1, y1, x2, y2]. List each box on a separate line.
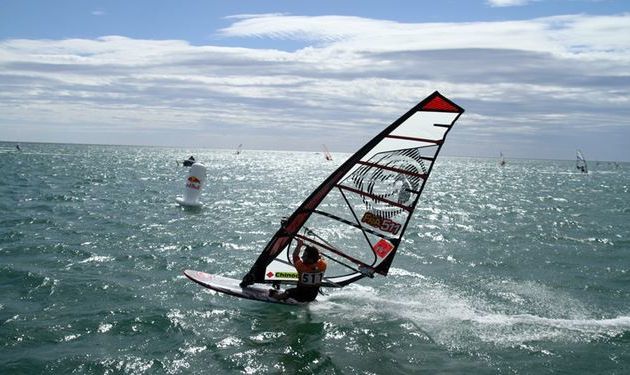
[292, 239, 304, 263]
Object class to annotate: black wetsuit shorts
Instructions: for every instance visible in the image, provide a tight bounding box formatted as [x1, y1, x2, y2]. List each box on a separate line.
[285, 286, 319, 302]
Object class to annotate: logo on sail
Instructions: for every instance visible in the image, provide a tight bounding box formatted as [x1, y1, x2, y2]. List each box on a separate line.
[372, 239, 394, 258]
[267, 271, 298, 279]
[349, 149, 427, 219]
[186, 176, 201, 190]
[361, 211, 401, 235]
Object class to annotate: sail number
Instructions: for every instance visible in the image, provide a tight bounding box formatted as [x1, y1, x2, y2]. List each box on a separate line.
[361, 212, 401, 235]
[301, 272, 323, 285]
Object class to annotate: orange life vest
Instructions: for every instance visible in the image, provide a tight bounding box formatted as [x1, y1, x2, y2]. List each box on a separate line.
[293, 256, 327, 287]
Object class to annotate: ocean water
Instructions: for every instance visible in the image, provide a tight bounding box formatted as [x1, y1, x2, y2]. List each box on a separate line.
[1, 142, 629, 374]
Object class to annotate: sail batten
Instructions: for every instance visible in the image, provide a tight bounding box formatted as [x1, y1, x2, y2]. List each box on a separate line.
[312, 209, 397, 240]
[336, 184, 414, 212]
[385, 134, 443, 144]
[357, 160, 428, 179]
[240, 91, 464, 288]
[293, 233, 372, 269]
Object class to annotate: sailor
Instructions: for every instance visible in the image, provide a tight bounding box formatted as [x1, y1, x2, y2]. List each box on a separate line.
[270, 240, 327, 302]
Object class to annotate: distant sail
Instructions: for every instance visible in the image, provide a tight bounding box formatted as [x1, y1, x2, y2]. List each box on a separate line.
[235, 144, 243, 155]
[322, 144, 333, 161]
[576, 150, 588, 173]
[499, 152, 506, 167]
[241, 92, 464, 288]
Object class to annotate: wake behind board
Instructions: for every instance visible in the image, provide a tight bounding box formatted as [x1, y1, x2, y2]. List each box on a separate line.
[183, 270, 304, 305]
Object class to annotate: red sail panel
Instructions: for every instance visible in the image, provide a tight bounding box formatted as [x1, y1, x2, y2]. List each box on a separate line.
[421, 95, 463, 113]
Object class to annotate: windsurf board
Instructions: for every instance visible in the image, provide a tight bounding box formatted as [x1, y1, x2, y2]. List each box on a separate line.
[183, 270, 304, 305]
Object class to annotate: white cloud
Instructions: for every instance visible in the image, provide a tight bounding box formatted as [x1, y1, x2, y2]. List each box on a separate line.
[219, 13, 630, 62]
[225, 13, 288, 20]
[486, 0, 534, 7]
[1, 13, 629, 160]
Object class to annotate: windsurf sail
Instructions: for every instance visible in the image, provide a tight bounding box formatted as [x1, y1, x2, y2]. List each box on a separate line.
[235, 144, 243, 155]
[499, 152, 506, 167]
[576, 150, 588, 173]
[323, 144, 333, 161]
[240, 92, 464, 288]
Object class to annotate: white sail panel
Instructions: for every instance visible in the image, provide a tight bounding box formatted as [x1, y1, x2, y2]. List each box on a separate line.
[389, 111, 455, 138]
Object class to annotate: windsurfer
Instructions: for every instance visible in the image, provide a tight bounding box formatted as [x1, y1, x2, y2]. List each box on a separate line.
[183, 156, 196, 167]
[269, 240, 327, 302]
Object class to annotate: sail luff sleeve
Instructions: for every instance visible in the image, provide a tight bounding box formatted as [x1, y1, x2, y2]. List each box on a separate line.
[241, 91, 464, 285]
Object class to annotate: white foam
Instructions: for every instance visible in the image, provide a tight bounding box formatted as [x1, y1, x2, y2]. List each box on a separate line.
[216, 336, 242, 348]
[473, 313, 630, 332]
[4, 314, 19, 324]
[319, 276, 630, 349]
[180, 345, 207, 354]
[79, 255, 114, 263]
[388, 267, 428, 279]
[98, 323, 113, 333]
[62, 334, 81, 342]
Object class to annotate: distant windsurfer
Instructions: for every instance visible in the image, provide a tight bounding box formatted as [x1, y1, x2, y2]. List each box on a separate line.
[576, 150, 588, 173]
[269, 240, 327, 303]
[183, 156, 195, 167]
[16, 144, 21, 151]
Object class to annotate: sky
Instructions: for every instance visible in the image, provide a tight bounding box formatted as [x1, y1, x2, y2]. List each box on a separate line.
[1, 0, 629, 161]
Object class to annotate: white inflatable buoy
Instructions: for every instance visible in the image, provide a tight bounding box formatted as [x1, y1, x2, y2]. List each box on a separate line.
[176, 163, 207, 208]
